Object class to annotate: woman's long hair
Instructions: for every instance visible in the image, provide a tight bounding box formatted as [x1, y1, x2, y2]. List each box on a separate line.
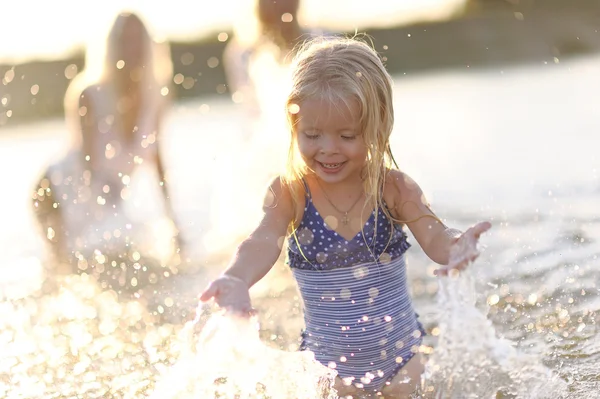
[63, 11, 172, 147]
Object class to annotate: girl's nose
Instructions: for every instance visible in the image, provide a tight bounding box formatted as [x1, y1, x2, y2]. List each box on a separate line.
[319, 135, 338, 154]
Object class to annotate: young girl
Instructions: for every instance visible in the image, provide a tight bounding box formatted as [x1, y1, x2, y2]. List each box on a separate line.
[200, 37, 491, 398]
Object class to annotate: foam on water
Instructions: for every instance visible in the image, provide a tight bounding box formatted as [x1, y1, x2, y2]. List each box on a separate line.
[421, 268, 568, 398]
[150, 308, 338, 399]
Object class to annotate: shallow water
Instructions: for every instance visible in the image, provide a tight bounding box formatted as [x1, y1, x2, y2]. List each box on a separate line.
[0, 54, 599, 398]
[150, 311, 338, 399]
[423, 269, 568, 398]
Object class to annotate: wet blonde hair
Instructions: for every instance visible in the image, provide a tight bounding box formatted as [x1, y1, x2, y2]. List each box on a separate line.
[63, 11, 172, 147]
[282, 36, 398, 230]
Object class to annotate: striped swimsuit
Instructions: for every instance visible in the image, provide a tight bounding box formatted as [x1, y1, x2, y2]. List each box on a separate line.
[287, 186, 425, 392]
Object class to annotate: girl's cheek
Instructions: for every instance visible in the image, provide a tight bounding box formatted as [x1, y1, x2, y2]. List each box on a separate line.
[297, 141, 313, 155]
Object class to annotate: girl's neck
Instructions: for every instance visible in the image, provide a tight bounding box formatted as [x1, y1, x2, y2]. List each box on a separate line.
[310, 173, 363, 195]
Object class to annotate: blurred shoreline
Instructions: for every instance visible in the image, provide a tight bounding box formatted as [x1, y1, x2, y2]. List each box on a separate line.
[1, 1, 599, 128]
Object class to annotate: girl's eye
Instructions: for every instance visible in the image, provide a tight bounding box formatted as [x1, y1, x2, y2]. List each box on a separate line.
[304, 131, 320, 139]
[341, 135, 356, 140]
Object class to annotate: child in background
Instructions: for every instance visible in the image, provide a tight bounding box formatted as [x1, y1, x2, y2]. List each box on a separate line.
[201, 37, 491, 398]
[223, 0, 328, 117]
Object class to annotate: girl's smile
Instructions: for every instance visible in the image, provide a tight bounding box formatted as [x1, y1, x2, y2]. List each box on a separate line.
[317, 160, 346, 173]
[295, 96, 366, 184]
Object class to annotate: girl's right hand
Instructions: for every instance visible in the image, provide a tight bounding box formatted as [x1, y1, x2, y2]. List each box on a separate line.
[199, 275, 254, 316]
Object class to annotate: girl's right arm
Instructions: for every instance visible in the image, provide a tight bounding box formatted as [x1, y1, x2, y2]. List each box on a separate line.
[199, 177, 295, 312]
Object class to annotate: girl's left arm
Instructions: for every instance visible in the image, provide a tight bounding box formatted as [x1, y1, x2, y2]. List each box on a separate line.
[389, 170, 491, 273]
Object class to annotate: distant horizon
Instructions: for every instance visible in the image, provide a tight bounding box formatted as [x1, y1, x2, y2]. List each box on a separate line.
[0, 0, 464, 64]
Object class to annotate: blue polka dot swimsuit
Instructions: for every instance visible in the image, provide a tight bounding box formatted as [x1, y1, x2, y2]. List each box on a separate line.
[286, 182, 425, 392]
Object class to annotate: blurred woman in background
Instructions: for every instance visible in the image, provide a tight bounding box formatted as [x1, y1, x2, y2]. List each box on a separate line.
[224, 0, 324, 117]
[32, 11, 182, 292]
[208, 0, 315, 246]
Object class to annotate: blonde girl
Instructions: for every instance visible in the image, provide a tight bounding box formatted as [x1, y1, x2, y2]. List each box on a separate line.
[201, 37, 491, 398]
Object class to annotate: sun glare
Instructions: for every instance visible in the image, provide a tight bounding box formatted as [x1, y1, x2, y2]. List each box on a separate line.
[0, 0, 464, 63]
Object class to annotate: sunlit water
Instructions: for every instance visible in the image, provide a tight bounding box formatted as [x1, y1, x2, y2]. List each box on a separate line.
[149, 310, 337, 399]
[1, 54, 599, 398]
[423, 269, 568, 398]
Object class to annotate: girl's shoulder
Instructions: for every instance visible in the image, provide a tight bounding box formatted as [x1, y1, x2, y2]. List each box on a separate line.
[272, 175, 309, 229]
[382, 168, 423, 210]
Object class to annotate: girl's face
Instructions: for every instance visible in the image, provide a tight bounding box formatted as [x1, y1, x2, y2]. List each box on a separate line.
[295, 96, 367, 185]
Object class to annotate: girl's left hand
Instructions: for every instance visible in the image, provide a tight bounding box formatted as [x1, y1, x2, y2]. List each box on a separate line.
[434, 221, 492, 276]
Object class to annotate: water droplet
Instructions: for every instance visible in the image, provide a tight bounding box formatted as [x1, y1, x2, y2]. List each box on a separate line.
[207, 57, 220, 68]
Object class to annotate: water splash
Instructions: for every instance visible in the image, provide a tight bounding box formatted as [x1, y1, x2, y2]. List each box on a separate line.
[422, 269, 568, 398]
[150, 307, 338, 399]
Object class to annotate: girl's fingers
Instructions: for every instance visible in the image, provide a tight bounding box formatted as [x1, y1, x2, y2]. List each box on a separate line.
[199, 282, 218, 302]
[437, 222, 490, 277]
[433, 267, 448, 276]
[225, 307, 257, 318]
[437, 252, 481, 276]
[469, 221, 492, 238]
